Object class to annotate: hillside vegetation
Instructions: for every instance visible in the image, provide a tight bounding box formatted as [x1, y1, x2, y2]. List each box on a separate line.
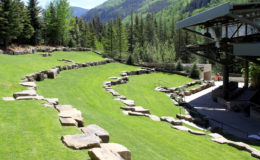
[83, 0, 250, 22]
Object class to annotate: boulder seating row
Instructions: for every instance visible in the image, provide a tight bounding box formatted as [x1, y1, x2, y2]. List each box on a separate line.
[5, 58, 131, 160]
[104, 68, 260, 160]
[1, 47, 92, 55]
[209, 133, 260, 159]
[155, 80, 214, 96]
[22, 59, 114, 82]
[103, 68, 160, 121]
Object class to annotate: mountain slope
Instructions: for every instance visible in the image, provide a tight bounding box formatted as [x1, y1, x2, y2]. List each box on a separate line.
[70, 6, 89, 17]
[82, 0, 250, 22]
[82, 0, 176, 22]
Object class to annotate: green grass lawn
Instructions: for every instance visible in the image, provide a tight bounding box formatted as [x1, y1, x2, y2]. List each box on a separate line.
[113, 73, 193, 117]
[0, 51, 258, 160]
[0, 51, 104, 160]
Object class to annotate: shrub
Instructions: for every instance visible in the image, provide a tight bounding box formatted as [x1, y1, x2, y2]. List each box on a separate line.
[249, 62, 260, 88]
[176, 59, 184, 71]
[126, 54, 134, 65]
[190, 63, 200, 79]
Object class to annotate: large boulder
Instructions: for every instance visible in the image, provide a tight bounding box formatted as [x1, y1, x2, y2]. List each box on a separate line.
[81, 124, 110, 143]
[100, 143, 131, 160]
[59, 108, 84, 127]
[62, 134, 101, 149]
[47, 68, 59, 79]
[35, 72, 45, 81]
[88, 147, 124, 160]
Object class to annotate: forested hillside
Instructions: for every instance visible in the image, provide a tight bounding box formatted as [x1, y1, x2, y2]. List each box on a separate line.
[0, 0, 254, 66]
[70, 6, 88, 17]
[83, 0, 250, 22]
[82, 0, 176, 22]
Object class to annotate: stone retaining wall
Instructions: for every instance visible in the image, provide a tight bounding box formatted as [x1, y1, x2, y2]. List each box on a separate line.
[1, 47, 91, 55]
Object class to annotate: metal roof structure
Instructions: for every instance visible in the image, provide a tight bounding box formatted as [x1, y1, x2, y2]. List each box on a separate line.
[177, 2, 260, 30]
[177, 2, 260, 100]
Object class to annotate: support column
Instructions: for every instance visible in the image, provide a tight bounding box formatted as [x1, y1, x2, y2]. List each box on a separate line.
[244, 61, 249, 89]
[223, 53, 229, 100]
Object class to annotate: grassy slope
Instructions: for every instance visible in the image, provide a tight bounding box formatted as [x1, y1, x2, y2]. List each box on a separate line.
[36, 62, 257, 160]
[0, 52, 104, 160]
[113, 73, 193, 117]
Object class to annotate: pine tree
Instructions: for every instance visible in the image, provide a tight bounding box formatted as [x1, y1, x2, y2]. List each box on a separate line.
[115, 15, 124, 59]
[28, 0, 41, 45]
[103, 19, 115, 57]
[144, 13, 154, 44]
[43, 2, 58, 45]
[190, 63, 200, 79]
[127, 10, 134, 54]
[17, 1, 34, 44]
[0, 0, 24, 47]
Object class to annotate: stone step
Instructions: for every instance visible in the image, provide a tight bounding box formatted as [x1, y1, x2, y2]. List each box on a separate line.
[55, 105, 74, 112]
[147, 115, 160, 121]
[88, 147, 124, 160]
[161, 116, 182, 125]
[16, 96, 44, 100]
[59, 117, 78, 126]
[62, 134, 101, 150]
[100, 143, 131, 160]
[120, 106, 150, 114]
[128, 111, 145, 116]
[44, 98, 59, 105]
[121, 100, 135, 106]
[19, 82, 37, 88]
[2, 97, 15, 101]
[13, 90, 37, 98]
[171, 125, 191, 132]
[188, 130, 206, 135]
[81, 124, 109, 143]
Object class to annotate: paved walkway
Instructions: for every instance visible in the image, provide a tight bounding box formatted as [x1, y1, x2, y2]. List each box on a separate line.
[185, 82, 260, 139]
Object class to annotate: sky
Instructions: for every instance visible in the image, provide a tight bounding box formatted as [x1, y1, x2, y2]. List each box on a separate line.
[21, 0, 107, 9]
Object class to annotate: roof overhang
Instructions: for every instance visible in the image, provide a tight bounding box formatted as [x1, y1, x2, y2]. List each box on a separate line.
[177, 2, 260, 29]
[177, 3, 231, 29]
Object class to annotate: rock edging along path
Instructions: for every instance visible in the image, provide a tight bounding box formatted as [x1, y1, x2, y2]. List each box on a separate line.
[103, 69, 260, 159]
[3, 59, 131, 160]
